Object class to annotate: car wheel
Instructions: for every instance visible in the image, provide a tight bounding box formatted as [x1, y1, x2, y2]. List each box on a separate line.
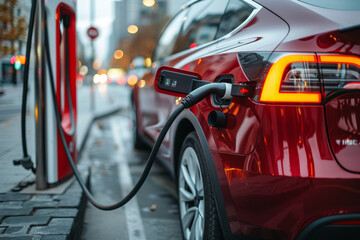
[131, 98, 147, 150]
[177, 132, 223, 240]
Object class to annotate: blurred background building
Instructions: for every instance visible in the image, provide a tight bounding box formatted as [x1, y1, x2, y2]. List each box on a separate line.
[0, 0, 30, 86]
[0, 0, 190, 88]
[108, 0, 189, 72]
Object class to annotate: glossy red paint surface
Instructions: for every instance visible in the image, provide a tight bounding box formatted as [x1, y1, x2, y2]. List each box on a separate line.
[133, 0, 360, 239]
[257, 0, 360, 54]
[226, 173, 360, 239]
[251, 104, 360, 179]
[325, 93, 360, 173]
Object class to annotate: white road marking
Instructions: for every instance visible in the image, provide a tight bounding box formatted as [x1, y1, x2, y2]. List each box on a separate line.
[111, 118, 147, 240]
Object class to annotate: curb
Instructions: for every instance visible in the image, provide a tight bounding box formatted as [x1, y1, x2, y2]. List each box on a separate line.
[69, 172, 91, 240]
[71, 105, 125, 239]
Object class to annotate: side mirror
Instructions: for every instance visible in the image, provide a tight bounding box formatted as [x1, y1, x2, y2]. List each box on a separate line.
[154, 66, 206, 97]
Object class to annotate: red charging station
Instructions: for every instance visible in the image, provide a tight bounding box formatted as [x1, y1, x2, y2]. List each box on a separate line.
[55, 3, 77, 182]
[34, 0, 77, 189]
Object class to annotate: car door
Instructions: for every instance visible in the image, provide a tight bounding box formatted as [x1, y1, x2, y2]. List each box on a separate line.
[137, 7, 189, 151]
[139, 0, 229, 161]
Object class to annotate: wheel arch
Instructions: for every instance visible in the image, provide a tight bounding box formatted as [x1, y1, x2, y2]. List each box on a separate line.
[171, 109, 236, 239]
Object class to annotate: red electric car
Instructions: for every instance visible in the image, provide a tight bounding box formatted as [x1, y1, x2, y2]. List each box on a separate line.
[132, 0, 360, 239]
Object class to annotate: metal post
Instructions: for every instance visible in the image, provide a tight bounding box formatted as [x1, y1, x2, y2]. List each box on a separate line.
[34, 0, 47, 190]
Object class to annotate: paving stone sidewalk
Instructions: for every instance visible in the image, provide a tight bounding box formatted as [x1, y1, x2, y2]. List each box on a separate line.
[0, 84, 130, 240]
[0, 181, 87, 240]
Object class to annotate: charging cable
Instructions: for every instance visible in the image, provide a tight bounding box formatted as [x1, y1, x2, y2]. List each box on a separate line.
[42, 10, 232, 210]
[13, 0, 37, 174]
[17, 0, 236, 211]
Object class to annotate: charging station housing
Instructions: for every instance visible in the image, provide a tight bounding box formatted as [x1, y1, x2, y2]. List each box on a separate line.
[34, 0, 77, 189]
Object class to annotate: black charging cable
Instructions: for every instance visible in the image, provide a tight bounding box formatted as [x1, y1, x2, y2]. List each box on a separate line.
[13, 0, 37, 174]
[43, 9, 232, 209]
[17, 0, 231, 210]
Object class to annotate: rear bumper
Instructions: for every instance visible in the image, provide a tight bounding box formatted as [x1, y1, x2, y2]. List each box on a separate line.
[219, 171, 360, 239]
[296, 213, 360, 240]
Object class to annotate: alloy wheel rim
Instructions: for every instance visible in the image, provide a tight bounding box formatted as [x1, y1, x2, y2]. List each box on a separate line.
[179, 147, 205, 240]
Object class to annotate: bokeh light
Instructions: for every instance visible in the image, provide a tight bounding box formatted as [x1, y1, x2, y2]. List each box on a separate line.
[97, 68, 107, 75]
[127, 25, 138, 34]
[79, 65, 88, 76]
[99, 74, 107, 84]
[116, 75, 127, 85]
[127, 75, 138, 86]
[137, 79, 146, 88]
[114, 50, 124, 59]
[93, 74, 100, 84]
[108, 68, 126, 85]
[143, 0, 155, 7]
[144, 57, 152, 68]
[93, 59, 102, 70]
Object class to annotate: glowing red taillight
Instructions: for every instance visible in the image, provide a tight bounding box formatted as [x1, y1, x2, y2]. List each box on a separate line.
[259, 54, 360, 103]
[260, 54, 321, 103]
[319, 55, 360, 96]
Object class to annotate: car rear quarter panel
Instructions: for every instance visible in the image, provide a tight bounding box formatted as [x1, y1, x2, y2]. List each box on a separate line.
[256, 0, 360, 54]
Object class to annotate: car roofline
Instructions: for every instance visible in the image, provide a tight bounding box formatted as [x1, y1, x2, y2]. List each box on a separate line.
[182, 0, 204, 9]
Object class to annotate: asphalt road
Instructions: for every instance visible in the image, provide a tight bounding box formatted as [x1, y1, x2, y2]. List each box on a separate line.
[81, 111, 182, 240]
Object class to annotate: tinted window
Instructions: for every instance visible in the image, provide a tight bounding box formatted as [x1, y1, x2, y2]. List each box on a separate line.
[174, 0, 228, 53]
[216, 0, 254, 39]
[299, 0, 360, 10]
[153, 9, 188, 61]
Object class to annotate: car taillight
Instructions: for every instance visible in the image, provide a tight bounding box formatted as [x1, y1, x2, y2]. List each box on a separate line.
[258, 54, 360, 103]
[319, 55, 360, 97]
[260, 54, 321, 103]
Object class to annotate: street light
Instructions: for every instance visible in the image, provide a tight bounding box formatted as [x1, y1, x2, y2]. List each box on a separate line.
[14, 60, 21, 70]
[127, 25, 138, 34]
[143, 0, 155, 7]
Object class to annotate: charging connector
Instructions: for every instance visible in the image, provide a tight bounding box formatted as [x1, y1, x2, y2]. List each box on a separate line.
[13, 156, 34, 171]
[182, 83, 230, 108]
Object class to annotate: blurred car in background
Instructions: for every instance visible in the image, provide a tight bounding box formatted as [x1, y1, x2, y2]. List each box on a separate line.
[128, 56, 148, 79]
[132, 0, 360, 239]
[126, 56, 148, 87]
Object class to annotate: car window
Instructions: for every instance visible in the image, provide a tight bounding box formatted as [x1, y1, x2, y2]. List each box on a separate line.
[216, 0, 254, 39]
[173, 0, 228, 53]
[153, 9, 188, 61]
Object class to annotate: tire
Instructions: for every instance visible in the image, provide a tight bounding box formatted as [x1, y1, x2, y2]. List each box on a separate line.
[177, 132, 223, 240]
[131, 97, 147, 150]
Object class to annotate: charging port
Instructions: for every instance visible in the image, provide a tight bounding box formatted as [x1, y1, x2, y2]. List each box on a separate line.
[212, 75, 234, 107]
